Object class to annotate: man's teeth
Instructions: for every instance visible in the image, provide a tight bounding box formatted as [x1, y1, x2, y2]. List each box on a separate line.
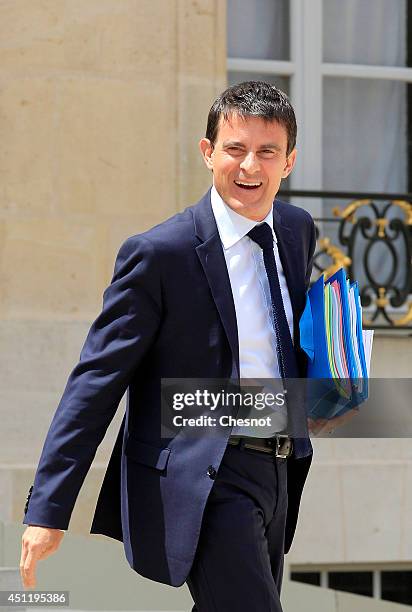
[234, 181, 262, 187]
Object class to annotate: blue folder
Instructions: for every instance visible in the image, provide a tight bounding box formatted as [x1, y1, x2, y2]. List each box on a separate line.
[326, 268, 358, 382]
[299, 269, 370, 420]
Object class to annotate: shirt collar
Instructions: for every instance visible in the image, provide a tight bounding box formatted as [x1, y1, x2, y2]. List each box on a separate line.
[210, 184, 277, 250]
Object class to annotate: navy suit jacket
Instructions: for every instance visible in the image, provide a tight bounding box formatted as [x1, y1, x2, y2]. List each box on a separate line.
[23, 189, 316, 587]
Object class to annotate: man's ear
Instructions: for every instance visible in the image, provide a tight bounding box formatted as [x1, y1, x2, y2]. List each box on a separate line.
[199, 138, 214, 171]
[282, 148, 297, 178]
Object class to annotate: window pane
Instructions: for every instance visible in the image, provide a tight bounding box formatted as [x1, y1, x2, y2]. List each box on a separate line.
[291, 572, 321, 586]
[323, 77, 407, 194]
[323, 0, 407, 66]
[328, 571, 373, 597]
[323, 77, 408, 295]
[227, 0, 289, 60]
[228, 71, 289, 96]
[382, 571, 412, 605]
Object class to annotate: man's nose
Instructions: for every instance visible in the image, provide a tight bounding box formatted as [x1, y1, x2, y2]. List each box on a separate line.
[239, 152, 260, 174]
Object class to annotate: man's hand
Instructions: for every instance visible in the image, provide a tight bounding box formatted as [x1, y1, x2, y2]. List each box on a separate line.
[308, 408, 359, 436]
[20, 526, 64, 589]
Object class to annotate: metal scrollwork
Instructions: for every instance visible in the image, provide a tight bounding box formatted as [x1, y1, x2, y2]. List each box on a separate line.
[313, 237, 352, 280]
[330, 199, 412, 326]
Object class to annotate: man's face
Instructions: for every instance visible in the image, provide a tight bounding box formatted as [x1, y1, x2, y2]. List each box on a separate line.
[199, 113, 296, 221]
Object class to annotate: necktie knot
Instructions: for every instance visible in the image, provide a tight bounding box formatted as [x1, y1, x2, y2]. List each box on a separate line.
[247, 222, 274, 251]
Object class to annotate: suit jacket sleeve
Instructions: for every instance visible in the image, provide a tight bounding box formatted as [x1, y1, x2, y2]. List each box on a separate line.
[23, 235, 162, 529]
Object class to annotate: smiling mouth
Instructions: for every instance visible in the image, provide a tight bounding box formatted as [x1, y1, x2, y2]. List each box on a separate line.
[234, 180, 262, 190]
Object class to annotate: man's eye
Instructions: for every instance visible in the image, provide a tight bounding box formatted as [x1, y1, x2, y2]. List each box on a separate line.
[228, 147, 242, 152]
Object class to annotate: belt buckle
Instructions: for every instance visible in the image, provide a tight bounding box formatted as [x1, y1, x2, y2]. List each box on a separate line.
[275, 435, 292, 459]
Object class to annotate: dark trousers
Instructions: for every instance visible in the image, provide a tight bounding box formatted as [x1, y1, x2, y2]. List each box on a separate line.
[187, 442, 288, 612]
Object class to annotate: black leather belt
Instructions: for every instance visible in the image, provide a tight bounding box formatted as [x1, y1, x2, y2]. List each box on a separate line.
[228, 435, 293, 459]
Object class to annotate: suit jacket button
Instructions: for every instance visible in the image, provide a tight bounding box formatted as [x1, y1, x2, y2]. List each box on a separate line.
[24, 485, 34, 513]
[207, 465, 216, 480]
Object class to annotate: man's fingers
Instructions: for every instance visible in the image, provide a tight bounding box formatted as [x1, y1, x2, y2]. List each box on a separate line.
[19, 538, 28, 576]
[308, 417, 327, 435]
[307, 418, 316, 433]
[21, 548, 39, 589]
[320, 408, 358, 434]
[20, 544, 55, 589]
[19, 548, 29, 587]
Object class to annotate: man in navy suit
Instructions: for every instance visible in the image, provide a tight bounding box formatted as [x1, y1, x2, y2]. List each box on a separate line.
[21, 81, 316, 611]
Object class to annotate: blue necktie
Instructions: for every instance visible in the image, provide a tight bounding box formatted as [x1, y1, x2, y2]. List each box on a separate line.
[247, 223, 311, 457]
[247, 222, 298, 380]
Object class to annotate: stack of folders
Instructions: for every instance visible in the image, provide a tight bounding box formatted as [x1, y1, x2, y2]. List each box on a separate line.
[299, 268, 374, 420]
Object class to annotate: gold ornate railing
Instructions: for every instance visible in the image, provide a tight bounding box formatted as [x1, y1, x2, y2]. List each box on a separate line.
[279, 190, 412, 329]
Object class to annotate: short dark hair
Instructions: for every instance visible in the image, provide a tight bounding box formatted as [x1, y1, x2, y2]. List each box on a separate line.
[206, 81, 297, 156]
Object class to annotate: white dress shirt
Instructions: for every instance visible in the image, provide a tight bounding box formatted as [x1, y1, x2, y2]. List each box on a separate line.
[210, 185, 294, 436]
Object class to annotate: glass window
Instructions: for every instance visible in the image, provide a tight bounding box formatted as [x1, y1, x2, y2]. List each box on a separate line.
[323, 77, 407, 194]
[291, 572, 321, 587]
[227, 0, 289, 60]
[382, 571, 412, 605]
[323, 75, 408, 292]
[323, 0, 407, 67]
[228, 71, 289, 96]
[328, 571, 373, 597]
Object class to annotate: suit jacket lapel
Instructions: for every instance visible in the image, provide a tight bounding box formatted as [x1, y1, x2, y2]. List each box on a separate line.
[272, 204, 304, 346]
[192, 192, 304, 377]
[193, 191, 240, 379]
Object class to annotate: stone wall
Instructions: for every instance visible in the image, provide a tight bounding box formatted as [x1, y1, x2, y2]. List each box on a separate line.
[0, 0, 226, 532]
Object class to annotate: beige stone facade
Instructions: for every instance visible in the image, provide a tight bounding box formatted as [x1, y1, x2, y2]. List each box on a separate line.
[0, 0, 226, 532]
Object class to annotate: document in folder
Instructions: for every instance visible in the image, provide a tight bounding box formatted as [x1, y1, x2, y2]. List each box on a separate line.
[299, 268, 374, 420]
